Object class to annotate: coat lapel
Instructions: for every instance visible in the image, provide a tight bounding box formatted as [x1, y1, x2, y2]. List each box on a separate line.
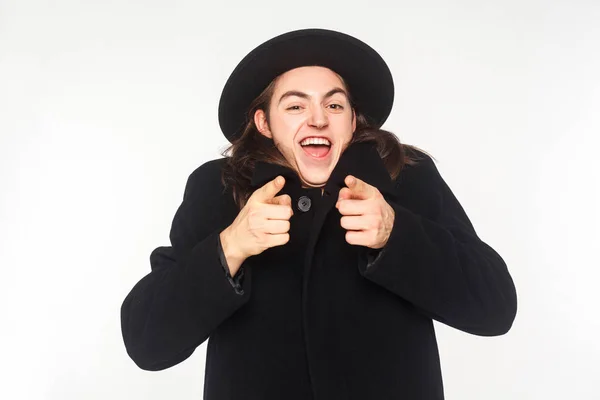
[250, 140, 397, 201]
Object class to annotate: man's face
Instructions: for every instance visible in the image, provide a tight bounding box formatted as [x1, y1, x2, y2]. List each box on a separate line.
[254, 66, 356, 188]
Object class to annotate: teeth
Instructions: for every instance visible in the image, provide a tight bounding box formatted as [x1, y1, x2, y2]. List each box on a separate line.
[300, 137, 331, 146]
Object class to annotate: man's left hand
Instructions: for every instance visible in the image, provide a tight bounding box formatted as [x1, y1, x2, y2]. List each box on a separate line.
[335, 175, 395, 249]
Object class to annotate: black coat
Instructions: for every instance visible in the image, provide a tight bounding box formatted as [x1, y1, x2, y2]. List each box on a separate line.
[120, 141, 517, 400]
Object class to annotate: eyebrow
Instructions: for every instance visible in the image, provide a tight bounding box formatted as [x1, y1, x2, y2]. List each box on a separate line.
[277, 87, 348, 105]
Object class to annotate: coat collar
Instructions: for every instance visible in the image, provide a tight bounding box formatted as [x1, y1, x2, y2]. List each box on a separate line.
[250, 141, 396, 200]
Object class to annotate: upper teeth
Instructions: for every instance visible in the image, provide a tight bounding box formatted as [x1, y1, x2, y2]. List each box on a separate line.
[300, 137, 331, 146]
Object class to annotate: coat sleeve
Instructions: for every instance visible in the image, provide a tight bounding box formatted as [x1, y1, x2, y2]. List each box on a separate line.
[120, 160, 251, 371]
[357, 154, 517, 337]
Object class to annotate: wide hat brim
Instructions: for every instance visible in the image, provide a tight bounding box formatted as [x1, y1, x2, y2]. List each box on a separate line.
[218, 28, 394, 143]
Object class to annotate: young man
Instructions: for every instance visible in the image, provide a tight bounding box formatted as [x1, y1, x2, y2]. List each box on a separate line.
[121, 28, 518, 400]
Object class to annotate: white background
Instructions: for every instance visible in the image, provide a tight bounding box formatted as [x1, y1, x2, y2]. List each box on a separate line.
[1, 0, 599, 399]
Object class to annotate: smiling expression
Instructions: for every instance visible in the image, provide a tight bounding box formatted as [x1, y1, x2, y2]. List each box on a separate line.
[254, 66, 356, 188]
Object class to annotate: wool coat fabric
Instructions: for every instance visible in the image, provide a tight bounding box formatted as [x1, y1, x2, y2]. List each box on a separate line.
[120, 140, 518, 400]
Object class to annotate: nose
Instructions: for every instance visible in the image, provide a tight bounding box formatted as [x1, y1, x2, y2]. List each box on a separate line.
[307, 105, 329, 129]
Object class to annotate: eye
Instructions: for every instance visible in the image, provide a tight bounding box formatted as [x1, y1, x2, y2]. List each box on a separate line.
[286, 105, 302, 111]
[328, 104, 344, 110]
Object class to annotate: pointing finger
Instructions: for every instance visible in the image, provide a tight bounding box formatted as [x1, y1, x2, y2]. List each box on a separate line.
[341, 175, 375, 200]
[252, 176, 285, 203]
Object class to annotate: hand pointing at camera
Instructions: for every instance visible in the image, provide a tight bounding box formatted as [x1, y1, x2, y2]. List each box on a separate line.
[220, 176, 293, 275]
[336, 175, 395, 249]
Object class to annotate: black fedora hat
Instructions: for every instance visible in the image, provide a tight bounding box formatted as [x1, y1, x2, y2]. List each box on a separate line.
[218, 28, 394, 143]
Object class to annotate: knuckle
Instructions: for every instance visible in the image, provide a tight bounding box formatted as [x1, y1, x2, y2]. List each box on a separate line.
[257, 233, 268, 245]
[373, 216, 382, 229]
[371, 230, 378, 242]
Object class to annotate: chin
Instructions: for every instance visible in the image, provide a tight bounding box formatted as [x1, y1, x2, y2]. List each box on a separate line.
[291, 151, 335, 187]
[298, 171, 330, 188]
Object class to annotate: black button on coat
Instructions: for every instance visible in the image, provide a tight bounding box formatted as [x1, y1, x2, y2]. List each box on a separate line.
[120, 141, 518, 400]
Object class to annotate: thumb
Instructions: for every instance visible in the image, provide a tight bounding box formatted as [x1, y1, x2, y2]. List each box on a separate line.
[252, 175, 285, 203]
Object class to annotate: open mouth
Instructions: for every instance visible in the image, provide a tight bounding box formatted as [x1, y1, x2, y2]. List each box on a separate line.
[301, 144, 331, 158]
[299, 137, 332, 159]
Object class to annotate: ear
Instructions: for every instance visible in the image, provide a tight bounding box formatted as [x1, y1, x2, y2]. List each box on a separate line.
[352, 109, 357, 132]
[254, 109, 272, 138]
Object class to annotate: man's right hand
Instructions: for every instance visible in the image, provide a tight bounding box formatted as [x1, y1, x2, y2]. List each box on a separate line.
[220, 176, 293, 275]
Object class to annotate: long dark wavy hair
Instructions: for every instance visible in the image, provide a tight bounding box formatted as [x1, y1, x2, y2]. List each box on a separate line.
[219, 72, 434, 210]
